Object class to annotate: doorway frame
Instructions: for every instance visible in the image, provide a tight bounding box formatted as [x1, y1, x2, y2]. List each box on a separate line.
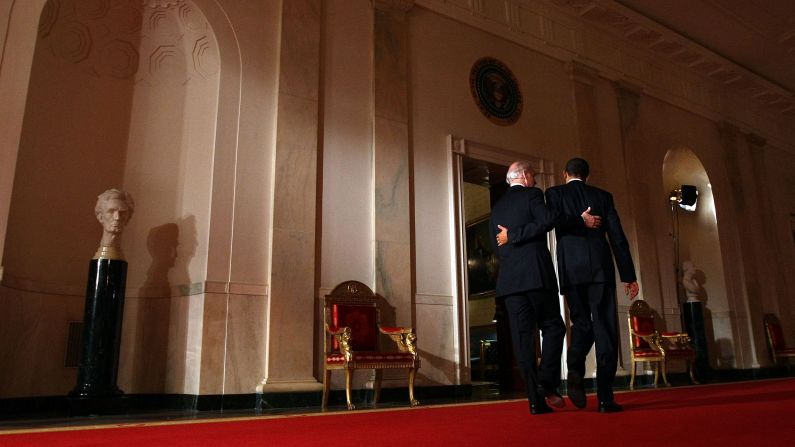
[448, 135, 561, 384]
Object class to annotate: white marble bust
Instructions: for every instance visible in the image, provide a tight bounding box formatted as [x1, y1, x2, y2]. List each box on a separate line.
[681, 260, 701, 302]
[93, 189, 135, 260]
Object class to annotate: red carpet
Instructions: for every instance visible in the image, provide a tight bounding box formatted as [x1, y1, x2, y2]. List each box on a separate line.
[2, 379, 794, 446]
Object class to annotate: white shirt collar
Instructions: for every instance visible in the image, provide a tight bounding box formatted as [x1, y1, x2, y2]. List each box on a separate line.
[566, 178, 583, 184]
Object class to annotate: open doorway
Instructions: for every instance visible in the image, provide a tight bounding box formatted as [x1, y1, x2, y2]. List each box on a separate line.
[450, 135, 560, 394]
[461, 157, 507, 388]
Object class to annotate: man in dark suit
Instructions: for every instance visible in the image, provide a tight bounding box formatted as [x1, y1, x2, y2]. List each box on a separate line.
[545, 158, 639, 413]
[489, 161, 600, 414]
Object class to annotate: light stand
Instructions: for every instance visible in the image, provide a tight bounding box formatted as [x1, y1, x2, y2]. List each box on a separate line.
[668, 185, 699, 324]
[669, 190, 683, 328]
[669, 185, 708, 380]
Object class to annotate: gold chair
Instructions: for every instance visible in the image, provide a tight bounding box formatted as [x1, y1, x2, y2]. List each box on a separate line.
[627, 300, 698, 389]
[763, 314, 795, 366]
[322, 280, 420, 410]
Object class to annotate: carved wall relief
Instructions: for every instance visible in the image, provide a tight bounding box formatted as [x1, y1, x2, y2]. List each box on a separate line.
[37, 0, 218, 83]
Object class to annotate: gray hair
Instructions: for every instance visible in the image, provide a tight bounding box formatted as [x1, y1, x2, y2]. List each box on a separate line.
[506, 161, 533, 183]
[95, 188, 135, 219]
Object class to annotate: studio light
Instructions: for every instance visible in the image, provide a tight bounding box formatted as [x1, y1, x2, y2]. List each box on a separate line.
[669, 185, 699, 212]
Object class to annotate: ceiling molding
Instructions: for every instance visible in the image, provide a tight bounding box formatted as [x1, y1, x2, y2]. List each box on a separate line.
[548, 0, 795, 116]
[413, 0, 795, 153]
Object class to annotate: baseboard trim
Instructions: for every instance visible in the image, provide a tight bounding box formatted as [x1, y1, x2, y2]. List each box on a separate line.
[258, 384, 475, 410]
[1, 367, 791, 417]
[0, 385, 474, 416]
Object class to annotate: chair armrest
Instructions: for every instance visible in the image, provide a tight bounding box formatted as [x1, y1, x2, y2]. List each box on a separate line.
[661, 332, 692, 346]
[632, 330, 656, 337]
[325, 324, 353, 361]
[379, 326, 412, 335]
[630, 329, 663, 351]
[325, 324, 346, 335]
[379, 325, 417, 356]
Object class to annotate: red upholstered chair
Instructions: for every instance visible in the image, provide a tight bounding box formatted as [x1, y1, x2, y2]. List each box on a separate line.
[627, 300, 698, 389]
[322, 281, 420, 410]
[763, 314, 795, 366]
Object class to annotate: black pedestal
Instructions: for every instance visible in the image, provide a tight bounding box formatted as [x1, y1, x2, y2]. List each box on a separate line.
[683, 301, 710, 380]
[69, 259, 127, 413]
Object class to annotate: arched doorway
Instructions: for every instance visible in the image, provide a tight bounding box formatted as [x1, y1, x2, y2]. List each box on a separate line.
[662, 146, 729, 371]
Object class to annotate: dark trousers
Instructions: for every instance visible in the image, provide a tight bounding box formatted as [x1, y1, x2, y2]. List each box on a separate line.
[565, 282, 618, 402]
[503, 289, 566, 403]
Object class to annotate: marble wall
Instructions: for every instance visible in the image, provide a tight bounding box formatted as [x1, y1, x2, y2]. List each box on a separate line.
[0, 0, 794, 401]
[0, 0, 280, 398]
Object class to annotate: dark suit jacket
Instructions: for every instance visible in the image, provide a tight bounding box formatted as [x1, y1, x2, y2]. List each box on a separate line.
[489, 185, 582, 297]
[545, 180, 636, 291]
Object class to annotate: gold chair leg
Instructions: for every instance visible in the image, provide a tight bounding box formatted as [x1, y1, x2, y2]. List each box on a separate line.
[345, 368, 355, 410]
[374, 369, 383, 406]
[629, 361, 636, 390]
[653, 361, 659, 387]
[660, 360, 670, 386]
[409, 367, 419, 407]
[322, 369, 331, 409]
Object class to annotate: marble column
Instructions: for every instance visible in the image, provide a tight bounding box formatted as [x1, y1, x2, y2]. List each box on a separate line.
[259, 0, 323, 393]
[372, 0, 415, 328]
[567, 61, 603, 178]
[0, 0, 47, 273]
[745, 134, 788, 315]
[717, 122, 767, 367]
[612, 83, 649, 311]
[610, 81, 648, 371]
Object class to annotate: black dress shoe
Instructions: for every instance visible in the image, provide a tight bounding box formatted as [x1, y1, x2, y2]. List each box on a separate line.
[566, 372, 587, 409]
[530, 401, 554, 415]
[598, 401, 623, 413]
[537, 387, 565, 408]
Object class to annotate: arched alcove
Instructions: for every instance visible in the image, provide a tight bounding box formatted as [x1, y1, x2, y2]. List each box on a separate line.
[0, 0, 221, 397]
[662, 146, 731, 368]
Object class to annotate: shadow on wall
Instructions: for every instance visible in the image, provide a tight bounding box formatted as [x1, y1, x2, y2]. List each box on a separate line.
[128, 216, 197, 393]
[694, 268, 709, 304]
[417, 348, 458, 386]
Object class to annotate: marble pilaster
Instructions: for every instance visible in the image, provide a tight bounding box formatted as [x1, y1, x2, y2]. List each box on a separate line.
[372, 0, 415, 328]
[745, 135, 789, 317]
[567, 61, 603, 177]
[414, 295, 456, 385]
[259, 0, 323, 392]
[198, 293, 228, 395]
[717, 122, 767, 368]
[0, 0, 47, 268]
[612, 82, 657, 311]
[224, 293, 267, 394]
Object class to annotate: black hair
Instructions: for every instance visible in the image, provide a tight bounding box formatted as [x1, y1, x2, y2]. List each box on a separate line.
[564, 158, 589, 179]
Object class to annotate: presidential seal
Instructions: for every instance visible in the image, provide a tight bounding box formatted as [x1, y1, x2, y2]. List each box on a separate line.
[469, 57, 523, 125]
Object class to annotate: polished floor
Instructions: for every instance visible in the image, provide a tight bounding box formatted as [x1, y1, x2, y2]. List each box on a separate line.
[2, 370, 782, 433]
[0, 381, 498, 432]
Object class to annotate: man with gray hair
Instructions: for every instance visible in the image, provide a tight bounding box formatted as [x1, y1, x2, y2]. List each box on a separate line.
[489, 161, 600, 414]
